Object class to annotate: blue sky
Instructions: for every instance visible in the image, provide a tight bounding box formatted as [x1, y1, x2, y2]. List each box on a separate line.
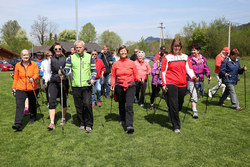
[0, 0, 249, 44]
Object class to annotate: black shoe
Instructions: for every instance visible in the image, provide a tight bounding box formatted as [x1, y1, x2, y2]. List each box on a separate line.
[12, 124, 22, 131]
[126, 126, 134, 134]
[29, 119, 35, 124]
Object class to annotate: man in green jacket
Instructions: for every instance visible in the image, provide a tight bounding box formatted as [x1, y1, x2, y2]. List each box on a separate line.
[62, 40, 97, 133]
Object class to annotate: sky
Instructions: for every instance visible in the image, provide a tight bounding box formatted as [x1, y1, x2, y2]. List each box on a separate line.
[0, 0, 249, 44]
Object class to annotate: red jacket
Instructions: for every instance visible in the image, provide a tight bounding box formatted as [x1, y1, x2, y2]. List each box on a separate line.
[12, 61, 39, 91]
[154, 53, 160, 61]
[95, 58, 106, 79]
[214, 53, 226, 74]
[111, 58, 139, 89]
[134, 59, 151, 81]
[161, 53, 196, 87]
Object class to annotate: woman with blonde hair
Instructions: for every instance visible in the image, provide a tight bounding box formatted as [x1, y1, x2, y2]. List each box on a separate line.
[12, 49, 39, 131]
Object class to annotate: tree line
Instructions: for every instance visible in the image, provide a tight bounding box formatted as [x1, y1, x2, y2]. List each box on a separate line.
[0, 16, 249, 58]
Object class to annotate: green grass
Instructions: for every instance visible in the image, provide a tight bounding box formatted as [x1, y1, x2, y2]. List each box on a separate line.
[0, 58, 250, 167]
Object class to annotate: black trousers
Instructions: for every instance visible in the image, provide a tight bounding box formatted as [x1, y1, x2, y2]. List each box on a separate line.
[165, 84, 186, 130]
[14, 89, 39, 126]
[150, 84, 161, 104]
[116, 85, 136, 127]
[72, 86, 93, 127]
[48, 81, 68, 109]
[135, 81, 147, 104]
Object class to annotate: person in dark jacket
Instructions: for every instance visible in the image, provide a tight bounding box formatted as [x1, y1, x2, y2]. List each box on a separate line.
[130, 48, 138, 61]
[219, 48, 247, 111]
[47, 42, 69, 130]
[98, 45, 113, 98]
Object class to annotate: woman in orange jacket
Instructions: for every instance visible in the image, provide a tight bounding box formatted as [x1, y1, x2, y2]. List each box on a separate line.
[12, 49, 39, 131]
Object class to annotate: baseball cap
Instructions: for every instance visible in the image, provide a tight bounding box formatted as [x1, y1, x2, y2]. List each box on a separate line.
[160, 46, 166, 51]
[222, 47, 230, 54]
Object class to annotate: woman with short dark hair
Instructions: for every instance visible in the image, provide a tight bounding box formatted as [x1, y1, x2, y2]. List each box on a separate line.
[111, 45, 140, 134]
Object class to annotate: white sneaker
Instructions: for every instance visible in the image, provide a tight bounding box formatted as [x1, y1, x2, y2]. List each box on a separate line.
[174, 129, 181, 134]
[208, 89, 212, 98]
[226, 97, 231, 100]
[193, 111, 198, 119]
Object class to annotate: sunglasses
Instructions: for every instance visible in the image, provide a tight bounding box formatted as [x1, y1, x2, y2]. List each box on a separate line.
[92, 53, 97, 55]
[54, 48, 62, 51]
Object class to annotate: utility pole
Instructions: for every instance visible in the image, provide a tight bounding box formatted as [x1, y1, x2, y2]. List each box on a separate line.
[75, 0, 78, 41]
[228, 22, 231, 49]
[157, 22, 165, 48]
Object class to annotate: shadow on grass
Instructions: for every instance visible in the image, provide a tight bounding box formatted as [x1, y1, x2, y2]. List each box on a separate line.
[104, 113, 120, 122]
[144, 113, 172, 130]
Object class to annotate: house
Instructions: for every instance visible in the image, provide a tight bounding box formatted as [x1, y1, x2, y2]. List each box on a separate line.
[29, 42, 102, 58]
[0, 46, 20, 61]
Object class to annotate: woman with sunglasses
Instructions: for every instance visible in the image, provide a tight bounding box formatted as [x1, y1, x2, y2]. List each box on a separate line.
[47, 43, 69, 130]
[111, 45, 140, 134]
[12, 49, 39, 131]
[91, 50, 106, 107]
[161, 38, 198, 134]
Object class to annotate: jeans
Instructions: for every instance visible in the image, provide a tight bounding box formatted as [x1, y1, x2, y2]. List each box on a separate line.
[219, 84, 239, 108]
[92, 78, 102, 104]
[102, 73, 111, 97]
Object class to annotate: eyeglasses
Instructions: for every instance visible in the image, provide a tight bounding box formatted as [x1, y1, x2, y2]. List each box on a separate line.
[92, 53, 97, 55]
[54, 48, 62, 51]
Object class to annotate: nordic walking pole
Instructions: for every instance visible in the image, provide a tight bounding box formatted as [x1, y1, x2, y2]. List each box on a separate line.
[98, 105, 104, 127]
[109, 88, 114, 121]
[152, 86, 167, 123]
[60, 67, 64, 133]
[29, 77, 45, 124]
[64, 85, 74, 124]
[205, 80, 210, 114]
[209, 81, 223, 103]
[182, 81, 196, 124]
[244, 65, 247, 108]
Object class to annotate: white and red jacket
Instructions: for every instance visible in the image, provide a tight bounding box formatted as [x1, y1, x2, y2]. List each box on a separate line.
[134, 59, 152, 81]
[161, 52, 196, 87]
[111, 58, 139, 90]
[95, 58, 106, 79]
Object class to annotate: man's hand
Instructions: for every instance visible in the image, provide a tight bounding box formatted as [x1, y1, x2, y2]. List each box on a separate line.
[29, 77, 34, 83]
[101, 50, 104, 54]
[225, 73, 230, 77]
[90, 79, 95, 85]
[110, 86, 115, 92]
[162, 85, 168, 92]
[243, 66, 247, 71]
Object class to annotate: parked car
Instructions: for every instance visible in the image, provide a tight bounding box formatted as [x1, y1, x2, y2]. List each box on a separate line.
[8, 58, 21, 67]
[145, 56, 154, 62]
[0, 60, 14, 72]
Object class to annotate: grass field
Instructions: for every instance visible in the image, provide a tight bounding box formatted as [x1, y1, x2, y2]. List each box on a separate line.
[0, 58, 249, 167]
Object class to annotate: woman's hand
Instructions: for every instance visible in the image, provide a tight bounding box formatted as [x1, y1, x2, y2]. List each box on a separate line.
[162, 85, 168, 92]
[110, 86, 115, 92]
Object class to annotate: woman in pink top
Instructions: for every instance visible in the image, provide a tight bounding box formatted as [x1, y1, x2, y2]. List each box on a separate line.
[134, 51, 151, 107]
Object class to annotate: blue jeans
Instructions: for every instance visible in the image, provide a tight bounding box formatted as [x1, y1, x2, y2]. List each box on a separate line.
[102, 74, 111, 97]
[92, 78, 102, 104]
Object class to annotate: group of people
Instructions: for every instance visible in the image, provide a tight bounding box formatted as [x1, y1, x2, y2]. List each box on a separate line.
[11, 38, 247, 134]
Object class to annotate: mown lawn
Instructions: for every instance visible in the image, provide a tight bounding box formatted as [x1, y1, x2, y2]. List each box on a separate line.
[0, 58, 249, 167]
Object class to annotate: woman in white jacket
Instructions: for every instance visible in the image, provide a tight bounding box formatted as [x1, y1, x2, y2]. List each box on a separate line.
[40, 51, 52, 106]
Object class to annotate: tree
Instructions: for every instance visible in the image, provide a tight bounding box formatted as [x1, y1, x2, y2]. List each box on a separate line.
[137, 37, 147, 52]
[98, 30, 122, 51]
[58, 29, 76, 42]
[31, 15, 57, 45]
[79, 23, 97, 43]
[0, 20, 32, 54]
[0, 20, 21, 46]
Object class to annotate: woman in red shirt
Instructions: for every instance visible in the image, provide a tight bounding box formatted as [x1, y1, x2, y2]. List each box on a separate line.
[111, 45, 139, 134]
[161, 39, 198, 134]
